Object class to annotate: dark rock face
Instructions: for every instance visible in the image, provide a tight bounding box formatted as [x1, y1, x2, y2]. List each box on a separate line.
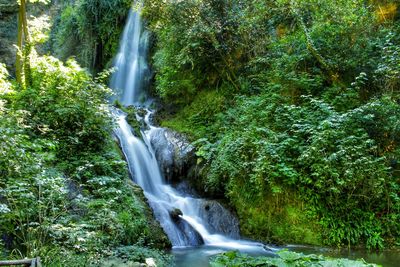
[66, 178, 82, 201]
[150, 128, 195, 182]
[0, 0, 18, 69]
[169, 208, 183, 221]
[150, 127, 241, 238]
[149, 124, 241, 240]
[174, 180, 200, 197]
[128, 181, 172, 249]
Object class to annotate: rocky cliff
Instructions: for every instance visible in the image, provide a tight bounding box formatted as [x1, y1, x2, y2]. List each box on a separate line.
[0, 0, 18, 70]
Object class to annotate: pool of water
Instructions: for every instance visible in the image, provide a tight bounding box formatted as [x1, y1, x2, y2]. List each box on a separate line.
[172, 244, 400, 267]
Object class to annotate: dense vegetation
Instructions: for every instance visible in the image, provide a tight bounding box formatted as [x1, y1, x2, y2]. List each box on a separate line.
[0, 3, 171, 262]
[142, 0, 400, 249]
[1, 0, 399, 265]
[0, 57, 171, 265]
[0, 1, 176, 265]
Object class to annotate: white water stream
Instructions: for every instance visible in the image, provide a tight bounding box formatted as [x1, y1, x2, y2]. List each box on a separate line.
[110, 6, 269, 253]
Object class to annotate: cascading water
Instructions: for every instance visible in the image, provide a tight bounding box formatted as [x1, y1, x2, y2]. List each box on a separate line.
[110, 8, 150, 105]
[110, 5, 271, 258]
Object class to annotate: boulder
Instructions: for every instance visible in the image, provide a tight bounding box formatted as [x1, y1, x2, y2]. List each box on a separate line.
[149, 128, 195, 182]
[169, 208, 183, 221]
[0, 0, 18, 69]
[175, 217, 204, 246]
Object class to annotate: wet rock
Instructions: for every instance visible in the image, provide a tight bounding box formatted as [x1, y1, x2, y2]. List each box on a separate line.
[127, 181, 172, 249]
[174, 180, 200, 197]
[149, 128, 195, 182]
[169, 208, 183, 221]
[175, 218, 204, 246]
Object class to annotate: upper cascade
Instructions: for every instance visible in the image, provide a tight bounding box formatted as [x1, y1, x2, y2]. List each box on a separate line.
[110, 7, 150, 106]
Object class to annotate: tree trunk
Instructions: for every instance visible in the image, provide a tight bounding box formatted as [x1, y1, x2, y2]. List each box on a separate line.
[15, 8, 23, 85]
[15, 0, 32, 88]
[21, 0, 32, 87]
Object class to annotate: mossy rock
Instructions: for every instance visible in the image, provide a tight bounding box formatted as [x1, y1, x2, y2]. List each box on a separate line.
[231, 189, 322, 246]
[124, 106, 144, 138]
[127, 180, 172, 249]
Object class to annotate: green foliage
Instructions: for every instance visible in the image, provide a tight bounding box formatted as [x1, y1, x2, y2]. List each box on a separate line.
[145, 0, 400, 248]
[374, 31, 400, 95]
[0, 56, 170, 264]
[194, 94, 400, 248]
[210, 250, 380, 267]
[8, 56, 112, 158]
[161, 90, 227, 139]
[121, 105, 146, 138]
[0, 64, 11, 93]
[144, 0, 396, 103]
[144, 0, 259, 105]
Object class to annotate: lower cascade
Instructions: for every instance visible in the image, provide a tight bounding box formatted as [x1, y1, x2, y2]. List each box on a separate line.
[114, 109, 262, 249]
[110, 6, 267, 251]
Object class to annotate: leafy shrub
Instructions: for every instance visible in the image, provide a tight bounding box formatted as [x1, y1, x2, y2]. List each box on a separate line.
[106, 245, 173, 267]
[0, 56, 170, 264]
[195, 95, 399, 248]
[8, 56, 112, 159]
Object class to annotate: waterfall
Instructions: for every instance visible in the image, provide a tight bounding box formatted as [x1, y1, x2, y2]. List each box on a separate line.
[110, 8, 150, 105]
[110, 6, 268, 251]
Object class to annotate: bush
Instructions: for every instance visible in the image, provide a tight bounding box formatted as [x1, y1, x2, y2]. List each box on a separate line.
[195, 95, 399, 247]
[8, 56, 112, 159]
